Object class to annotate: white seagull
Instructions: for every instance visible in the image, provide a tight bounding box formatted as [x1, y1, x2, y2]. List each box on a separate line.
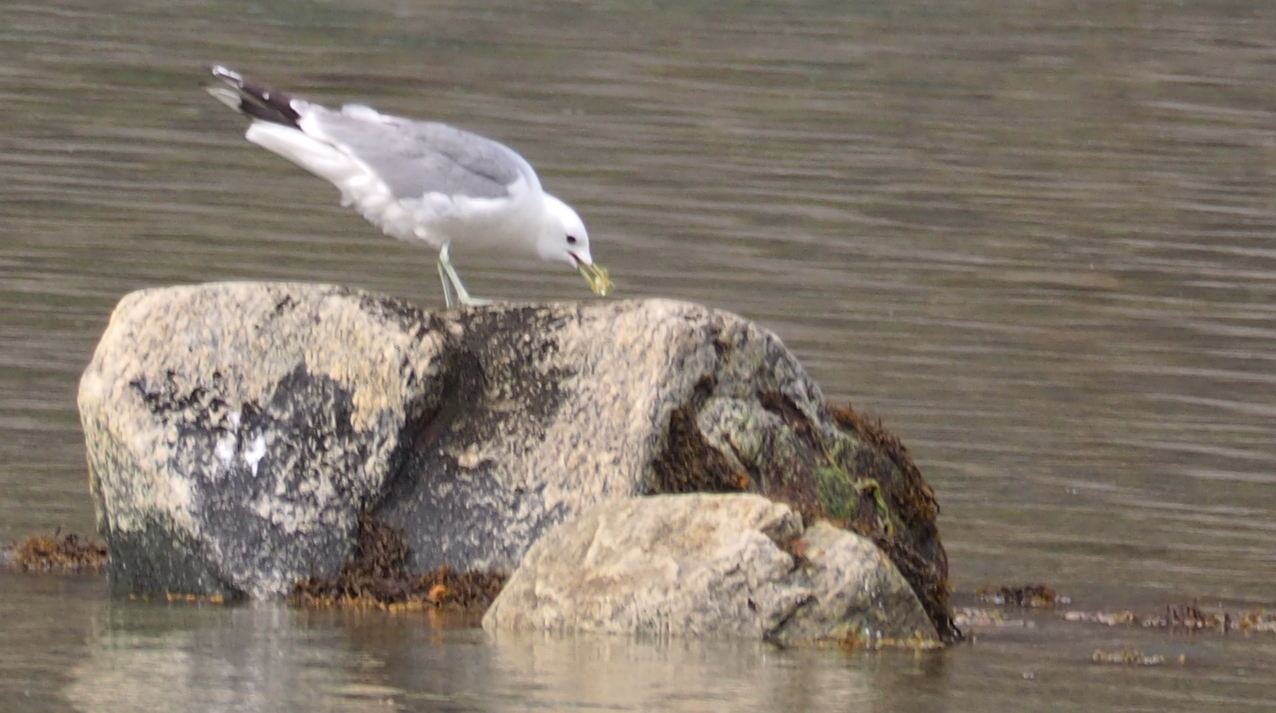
[204, 64, 611, 307]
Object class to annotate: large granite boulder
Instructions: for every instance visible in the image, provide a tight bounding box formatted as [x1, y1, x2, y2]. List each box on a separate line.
[78, 282, 956, 640]
[482, 494, 938, 644]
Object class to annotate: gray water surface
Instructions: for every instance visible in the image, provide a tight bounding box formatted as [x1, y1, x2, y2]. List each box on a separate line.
[2, 1, 1275, 711]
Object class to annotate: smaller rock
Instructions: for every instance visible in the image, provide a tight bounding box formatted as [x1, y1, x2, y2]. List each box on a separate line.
[482, 494, 938, 645]
[483, 493, 807, 638]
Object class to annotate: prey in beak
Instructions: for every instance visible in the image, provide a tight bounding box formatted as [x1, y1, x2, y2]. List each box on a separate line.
[572, 254, 613, 296]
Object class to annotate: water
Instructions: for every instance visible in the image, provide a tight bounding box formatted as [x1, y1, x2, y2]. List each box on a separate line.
[2, 0, 1275, 710]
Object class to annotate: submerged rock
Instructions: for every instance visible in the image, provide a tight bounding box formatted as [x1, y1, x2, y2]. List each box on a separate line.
[482, 494, 938, 644]
[78, 282, 956, 640]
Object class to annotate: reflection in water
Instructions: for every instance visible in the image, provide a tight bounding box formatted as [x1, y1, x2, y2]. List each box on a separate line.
[66, 602, 910, 713]
[67, 605, 392, 713]
[4, 573, 1272, 713]
[483, 633, 880, 712]
[1, 0, 1274, 711]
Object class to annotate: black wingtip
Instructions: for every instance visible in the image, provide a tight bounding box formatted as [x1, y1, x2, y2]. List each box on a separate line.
[204, 64, 302, 128]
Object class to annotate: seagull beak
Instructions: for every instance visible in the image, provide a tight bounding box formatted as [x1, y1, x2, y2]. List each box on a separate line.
[572, 254, 613, 296]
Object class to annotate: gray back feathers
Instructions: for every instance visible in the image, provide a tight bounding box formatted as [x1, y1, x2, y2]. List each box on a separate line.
[310, 109, 524, 201]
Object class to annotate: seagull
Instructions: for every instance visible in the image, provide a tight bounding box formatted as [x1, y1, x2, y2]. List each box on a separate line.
[204, 64, 611, 307]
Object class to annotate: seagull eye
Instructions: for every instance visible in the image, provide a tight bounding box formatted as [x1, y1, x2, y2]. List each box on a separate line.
[566, 235, 578, 245]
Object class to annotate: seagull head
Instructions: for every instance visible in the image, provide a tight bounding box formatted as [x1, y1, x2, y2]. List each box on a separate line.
[538, 194, 612, 296]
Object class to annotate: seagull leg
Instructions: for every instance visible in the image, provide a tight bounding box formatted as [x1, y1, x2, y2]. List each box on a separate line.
[437, 243, 491, 308]
[437, 251, 458, 309]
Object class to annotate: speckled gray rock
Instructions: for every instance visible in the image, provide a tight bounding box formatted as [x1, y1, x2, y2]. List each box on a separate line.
[79, 283, 437, 598]
[482, 494, 938, 644]
[78, 281, 955, 641]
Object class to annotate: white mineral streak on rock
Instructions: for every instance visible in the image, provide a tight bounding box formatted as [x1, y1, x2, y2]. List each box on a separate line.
[243, 433, 266, 476]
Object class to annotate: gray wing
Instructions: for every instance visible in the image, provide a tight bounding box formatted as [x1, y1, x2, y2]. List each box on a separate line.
[307, 109, 525, 201]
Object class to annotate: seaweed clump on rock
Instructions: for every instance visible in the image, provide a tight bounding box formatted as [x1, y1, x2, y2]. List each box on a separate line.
[827, 404, 955, 641]
[5, 531, 108, 572]
[289, 513, 505, 612]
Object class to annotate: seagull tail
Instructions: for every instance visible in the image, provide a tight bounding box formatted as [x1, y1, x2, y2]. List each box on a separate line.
[204, 64, 301, 128]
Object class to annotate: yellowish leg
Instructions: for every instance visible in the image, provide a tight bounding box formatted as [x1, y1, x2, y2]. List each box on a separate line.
[436, 243, 491, 308]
